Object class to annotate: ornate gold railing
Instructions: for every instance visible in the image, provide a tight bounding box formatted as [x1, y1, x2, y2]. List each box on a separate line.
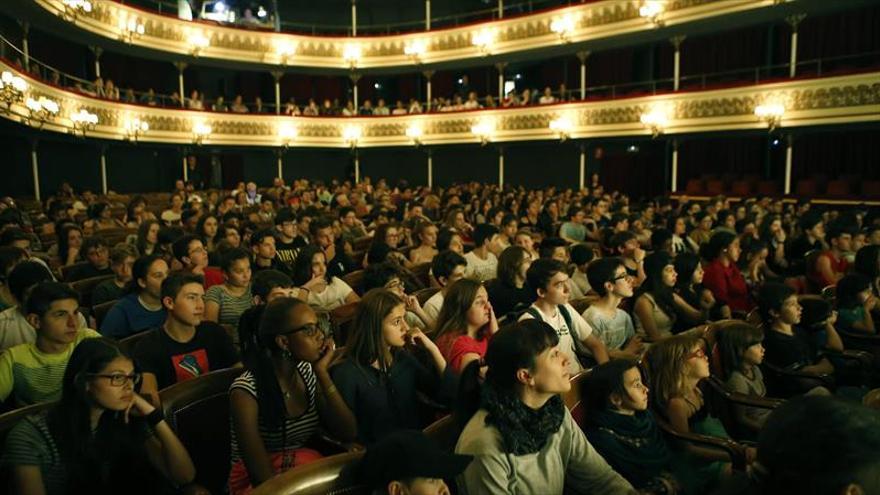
[1, 61, 878, 148]
[36, 0, 782, 70]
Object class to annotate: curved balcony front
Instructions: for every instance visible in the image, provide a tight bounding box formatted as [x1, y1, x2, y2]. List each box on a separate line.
[7, 0, 850, 73]
[1, 60, 878, 149]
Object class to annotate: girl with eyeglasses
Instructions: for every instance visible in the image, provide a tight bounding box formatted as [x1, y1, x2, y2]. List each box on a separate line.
[646, 334, 754, 494]
[2, 337, 197, 494]
[228, 297, 355, 494]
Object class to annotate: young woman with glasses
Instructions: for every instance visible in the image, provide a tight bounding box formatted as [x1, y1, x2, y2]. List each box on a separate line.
[2, 337, 197, 494]
[228, 297, 355, 494]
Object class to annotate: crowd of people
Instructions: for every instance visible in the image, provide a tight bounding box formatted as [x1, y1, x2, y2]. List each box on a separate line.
[0, 174, 879, 494]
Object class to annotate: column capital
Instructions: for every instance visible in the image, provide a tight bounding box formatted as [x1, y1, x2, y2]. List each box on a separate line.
[785, 13, 806, 30]
[270, 70, 285, 81]
[18, 22, 29, 35]
[173, 61, 188, 73]
[669, 35, 686, 49]
[422, 70, 435, 80]
[89, 45, 103, 58]
[494, 62, 507, 73]
[576, 51, 591, 63]
[349, 72, 362, 83]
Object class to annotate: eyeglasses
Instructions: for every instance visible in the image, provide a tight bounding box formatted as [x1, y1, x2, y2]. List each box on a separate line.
[287, 323, 325, 339]
[611, 273, 632, 282]
[89, 372, 142, 387]
[684, 348, 707, 360]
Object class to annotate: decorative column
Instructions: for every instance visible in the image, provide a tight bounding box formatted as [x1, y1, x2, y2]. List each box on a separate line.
[30, 140, 40, 201]
[423, 70, 434, 111]
[20, 23, 29, 72]
[576, 51, 590, 100]
[784, 135, 794, 195]
[354, 149, 361, 184]
[670, 139, 679, 192]
[100, 145, 108, 194]
[274, 149, 284, 180]
[182, 155, 189, 181]
[787, 14, 806, 78]
[271, 70, 284, 115]
[425, 0, 431, 30]
[351, 0, 357, 36]
[497, 0, 504, 19]
[90, 45, 103, 79]
[427, 149, 433, 188]
[174, 62, 187, 108]
[671, 35, 686, 91]
[578, 144, 586, 190]
[498, 147, 505, 188]
[350, 73, 361, 108]
[495, 62, 507, 101]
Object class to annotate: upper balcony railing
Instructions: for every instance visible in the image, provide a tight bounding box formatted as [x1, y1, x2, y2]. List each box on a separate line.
[119, 0, 572, 36]
[27, 0, 797, 71]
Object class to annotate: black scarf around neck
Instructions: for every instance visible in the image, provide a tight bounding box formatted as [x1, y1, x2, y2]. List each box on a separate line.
[481, 384, 565, 456]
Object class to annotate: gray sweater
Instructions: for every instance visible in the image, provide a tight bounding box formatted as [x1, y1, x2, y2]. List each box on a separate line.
[455, 407, 636, 494]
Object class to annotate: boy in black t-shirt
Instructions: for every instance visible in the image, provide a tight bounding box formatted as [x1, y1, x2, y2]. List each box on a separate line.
[134, 272, 240, 406]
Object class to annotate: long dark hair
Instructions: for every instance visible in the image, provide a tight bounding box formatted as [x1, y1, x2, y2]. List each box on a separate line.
[57, 223, 83, 262]
[126, 254, 165, 295]
[456, 319, 559, 426]
[249, 297, 311, 428]
[47, 338, 152, 492]
[717, 322, 764, 380]
[343, 289, 404, 371]
[434, 279, 485, 341]
[292, 245, 331, 286]
[135, 219, 160, 256]
[497, 246, 528, 287]
[583, 358, 640, 416]
[635, 251, 678, 320]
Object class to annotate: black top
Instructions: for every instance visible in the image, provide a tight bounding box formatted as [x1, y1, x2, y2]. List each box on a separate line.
[133, 321, 239, 390]
[485, 279, 533, 320]
[275, 239, 304, 268]
[763, 326, 819, 371]
[326, 244, 356, 279]
[253, 257, 295, 278]
[785, 236, 823, 276]
[66, 264, 113, 282]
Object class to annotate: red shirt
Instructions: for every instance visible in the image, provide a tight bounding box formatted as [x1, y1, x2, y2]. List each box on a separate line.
[809, 251, 848, 289]
[702, 259, 752, 312]
[203, 266, 224, 289]
[436, 332, 489, 373]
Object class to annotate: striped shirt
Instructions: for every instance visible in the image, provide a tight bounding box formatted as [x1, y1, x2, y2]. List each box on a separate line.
[229, 363, 320, 465]
[0, 328, 101, 407]
[206, 285, 253, 327]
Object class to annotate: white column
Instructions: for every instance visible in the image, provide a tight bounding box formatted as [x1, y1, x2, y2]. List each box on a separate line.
[351, 74, 360, 108]
[30, 143, 40, 201]
[100, 148, 108, 194]
[21, 23, 30, 72]
[277, 154, 284, 180]
[175, 62, 187, 108]
[784, 136, 793, 195]
[351, 1, 357, 36]
[91, 46, 103, 78]
[182, 156, 189, 181]
[425, 0, 431, 30]
[671, 36, 685, 91]
[787, 14, 806, 78]
[498, 148, 504, 188]
[272, 71, 283, 115]
[354, 150, 361, 184]
[577, 51, 590, 100]
[427, 150, 433, 188]
[579, 145, 586, 190]
[671, 140, 679, 193]
[424, 70, 434, 111]
[497, 0, 504, 19]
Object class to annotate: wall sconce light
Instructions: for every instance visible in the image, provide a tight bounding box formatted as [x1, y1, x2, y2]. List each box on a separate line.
[275, 40, 297, 65]
[24, 96, 59, 128]
[405, 124, 423, 146]
[404, 39, 427, 63]
[0, 71, 27, 112]
[639, 1, 666, 26]
[471, 119, 494, 146]
[119, 16, 145, 43]
[279, 124, 298, 149]
[124, 117, 149, 142]
[754, 103, 785, 131]
[343, 43, 362, 70]
[640, 107, 670, 138]
[550, 15, 576, 42]
[62, 0, 92, 19]
[192, 122, 212, 144]
[343, 124, 362, 148]
[549, 116, 573, 141]
[472, 29, 496, 55]
[189, 33, 210, 56]
[70, 108, 98, 136]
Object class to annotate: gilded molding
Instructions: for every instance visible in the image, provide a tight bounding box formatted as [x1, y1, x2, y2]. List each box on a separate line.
[35, 0, 779, 69]
[2, 62, 878, 147]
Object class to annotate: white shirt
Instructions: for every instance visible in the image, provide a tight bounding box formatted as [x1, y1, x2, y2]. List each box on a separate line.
[423, 291, 445, 328]
[464, 251, 498, 282]
[518, 303, 592, 374]
[307, 277, 353, 312]
[0, 306, 88, 352]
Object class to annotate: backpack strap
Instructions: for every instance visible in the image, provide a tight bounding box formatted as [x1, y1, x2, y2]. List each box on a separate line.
[558, 304, 573, 333]
[525, 306, 544, 322]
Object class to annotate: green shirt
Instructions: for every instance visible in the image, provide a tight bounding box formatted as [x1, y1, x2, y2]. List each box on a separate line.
[0, 328, 100, 407]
